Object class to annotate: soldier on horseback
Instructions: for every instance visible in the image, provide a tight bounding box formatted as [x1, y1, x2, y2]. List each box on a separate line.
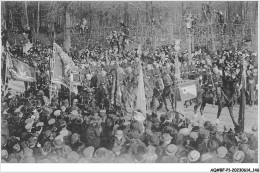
[152, 69, 164, 112]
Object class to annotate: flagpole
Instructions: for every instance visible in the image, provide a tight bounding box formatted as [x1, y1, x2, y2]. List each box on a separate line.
[238, 55, 246, 131]
[174, 52, 178, 111]
[4, 51, 9, 97]
[69, 70, 72, 106]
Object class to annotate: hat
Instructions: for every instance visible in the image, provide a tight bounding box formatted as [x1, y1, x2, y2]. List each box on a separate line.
[179, 128, 190, 136]
[1, 149, 8, 158]
[200, 153, 213, 163]
[25, 118, 34, 124]
[53, 139, 64, 149]
[115, 130, 124, 138]
[36, 122, 44, 127]
[176, 145, 189, 158]
[131, 129, 141, 139]
[210, 126, 218, 135]
[83, 146, 95, 158]
[67, 151, 80, 163]
[94, 147, 110, 160]
[59, 120, 67, 128]
[54, 110, 61, 116]
[165, 144, 178, 156]
[28, 137, 37, 146]
[71, 133, 80, 144]
[217, 146, 228, 158]
[112, 146, 122, 155]
[188, 150, 200, 162]
[160, 133, 173, 142]
[133, 111, 145, 122]
[71, 110, 78, 116]
[60, 106, 66, 111]
[238, 133, 248, 144]
[60, 129, 69, 137]
[245, 150, 255, 161]
[75, 117, 83, 125]
[204, 121, 212, 130]
[25, 123, 33, 130]
[189, 132, 198, 141]
[215, 132, 224, 145]
[61, 145, 72, 156]
[149, 134, 159, 146]
[44, 130, 52, 138]
[233, 150, 245, 163]
[239, 144, 249, 153]
[207, 139, 219, 151]
[23, 147, 33, 157]
[48, 118, 55, 125]
[179, 157, 190, 163]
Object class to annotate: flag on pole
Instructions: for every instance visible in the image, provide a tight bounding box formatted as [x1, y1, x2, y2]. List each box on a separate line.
[9, 57, 36, 82]
[136, 62, 146, 115]
[178, 80, 198, 102]
[52, 44, 70, 88]
[53, 43, 75, 73]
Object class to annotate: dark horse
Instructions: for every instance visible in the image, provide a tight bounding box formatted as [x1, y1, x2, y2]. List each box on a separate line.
[193, 68, 242, 126]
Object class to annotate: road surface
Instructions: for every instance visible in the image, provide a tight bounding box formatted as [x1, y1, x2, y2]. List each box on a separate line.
[151, 101, 258, 133]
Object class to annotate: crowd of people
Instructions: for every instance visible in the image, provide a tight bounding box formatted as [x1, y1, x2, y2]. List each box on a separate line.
[1, 26, 258, 163]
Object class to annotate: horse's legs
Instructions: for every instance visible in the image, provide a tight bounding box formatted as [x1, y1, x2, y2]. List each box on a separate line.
[200, 101, 207, 120]
[152, 96, 157, 113]
[171, 93, 175, 111]
[194, 99, 201, 115]
[228, 106, 237, 126]
[216, 105, 223, 124]
[162, 95, 169, 111]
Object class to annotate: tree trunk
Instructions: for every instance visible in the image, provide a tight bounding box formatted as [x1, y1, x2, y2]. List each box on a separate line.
[124, 2, 129, 25]
[24, 2, 29, 27]
[146, 2, 149, 24]
[37, 1, 40, 35]
[1, 1, 6, 29]
[63, 5, 71, 52]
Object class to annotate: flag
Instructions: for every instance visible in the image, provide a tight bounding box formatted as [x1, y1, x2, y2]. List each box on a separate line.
[136, 62, 146, 115]
[53, 43, 76, 73]
[7, 79, 26, 95]
[178, 80, 198, 102]
[52, 44, 70, 88]
[9, 56, 36, 82]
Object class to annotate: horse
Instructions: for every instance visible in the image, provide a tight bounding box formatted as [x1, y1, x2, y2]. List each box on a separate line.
[193, 68, 242, 126]
[152, 73, 175, 112]
[96, 84, 110, 110]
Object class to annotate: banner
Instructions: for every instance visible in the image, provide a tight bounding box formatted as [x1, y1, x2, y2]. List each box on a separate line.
[8, 79, 25, 95]
[178, 80, 198, 102]
[52, 46, 70, 88]
[135, 62, 146, 115]
[9, 57, 36, 82]
[53, 43, 75, 72]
